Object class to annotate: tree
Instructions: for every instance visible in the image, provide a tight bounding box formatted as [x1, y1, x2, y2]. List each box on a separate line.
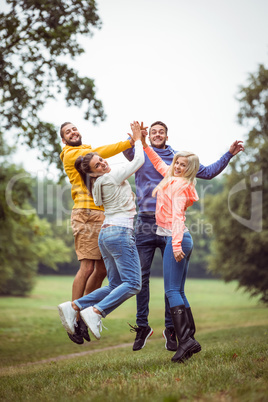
[207, 64, 268, 303]
[30, 177, 80, 275]
[0, 0, 105, 171]
[0, 142, 71, 295]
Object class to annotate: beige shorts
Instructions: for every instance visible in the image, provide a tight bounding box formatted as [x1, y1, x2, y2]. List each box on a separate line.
[71, 209, 105, 261]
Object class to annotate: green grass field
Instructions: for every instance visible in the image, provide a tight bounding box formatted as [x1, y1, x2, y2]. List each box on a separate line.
[0, 276, 267, 401]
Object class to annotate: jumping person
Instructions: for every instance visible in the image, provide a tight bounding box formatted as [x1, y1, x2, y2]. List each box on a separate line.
[124, 121, 244, 352]
[141, 133, 201, 362]
[60, 122, 134, 344]
[58, 122, 144, 340]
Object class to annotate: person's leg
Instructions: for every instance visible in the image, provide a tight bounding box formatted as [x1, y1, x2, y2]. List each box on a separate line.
[172, 234, 201, 356]
[163, 234, 193, 308]
[72, 258, 94, 300]
[84, 258, 107, 295]
[163, 234, 200, 362]
[69, 208, 106, 343]
[179, 249, 192, 308]
[68, 258, 94, 344]
[157, 235, 177, 351]
[74, 228, 122, 310]
[94, 227, 141, 316]
[78, 227, 141, 340]
[71, 209, 106, 299]
[135, 214, 158, 327]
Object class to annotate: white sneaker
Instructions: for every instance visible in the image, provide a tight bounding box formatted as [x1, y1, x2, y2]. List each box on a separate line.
[80, 307, 103, 340]
[58, 301, 78, 335]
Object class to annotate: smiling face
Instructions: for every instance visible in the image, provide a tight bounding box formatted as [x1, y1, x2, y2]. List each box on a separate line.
[61, 123, 82, 146]
[89, 155, 111, 176]
[173, 156, 188, 177]
[149, 124, 168, 149]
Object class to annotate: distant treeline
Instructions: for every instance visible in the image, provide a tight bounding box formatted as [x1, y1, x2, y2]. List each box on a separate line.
[33, 175, 224, 279]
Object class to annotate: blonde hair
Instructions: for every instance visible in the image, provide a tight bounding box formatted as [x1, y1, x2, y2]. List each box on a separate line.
[152, 151, 199, 197]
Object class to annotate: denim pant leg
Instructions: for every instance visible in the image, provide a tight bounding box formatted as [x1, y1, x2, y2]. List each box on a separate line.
[74, 286, 112, 310]
[163, 232, 193, 308]
[74, 243, 117, 310]
[94, 227, 141, 317]
[158, 242, 173, 329]
[135, 215, 158, 327]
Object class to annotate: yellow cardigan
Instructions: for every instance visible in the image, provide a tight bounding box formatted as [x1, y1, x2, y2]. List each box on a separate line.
[60, 140, 132, 210]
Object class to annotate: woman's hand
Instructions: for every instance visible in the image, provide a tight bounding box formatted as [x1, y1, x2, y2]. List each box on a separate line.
[130, 121, 142, 142]
[173, 249, 185, 262]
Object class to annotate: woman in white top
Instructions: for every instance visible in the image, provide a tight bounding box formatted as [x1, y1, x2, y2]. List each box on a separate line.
[58, 122, 144, 340]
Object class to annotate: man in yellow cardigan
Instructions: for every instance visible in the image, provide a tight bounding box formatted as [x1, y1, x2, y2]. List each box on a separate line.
[60, 122, 133, 344]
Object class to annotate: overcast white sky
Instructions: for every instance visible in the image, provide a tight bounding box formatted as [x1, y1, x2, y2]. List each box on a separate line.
[13, 0, 268, 178]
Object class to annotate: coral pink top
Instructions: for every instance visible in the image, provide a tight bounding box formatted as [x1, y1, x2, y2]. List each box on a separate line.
[144, 147, 199, 252]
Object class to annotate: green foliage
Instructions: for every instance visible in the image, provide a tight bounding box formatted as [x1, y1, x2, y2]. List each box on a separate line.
[207, 64, 268, 303]
[0, 0, 106, 170]
[0, 160, 71, 295]
[29, 177, 79, 274]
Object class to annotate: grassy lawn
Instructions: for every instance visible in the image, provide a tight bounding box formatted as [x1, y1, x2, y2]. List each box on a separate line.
[0, 276, 267, 401]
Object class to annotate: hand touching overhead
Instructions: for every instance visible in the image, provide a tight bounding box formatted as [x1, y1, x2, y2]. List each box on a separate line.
[139, 121, 148, 148]
[130, 121, 142, 142]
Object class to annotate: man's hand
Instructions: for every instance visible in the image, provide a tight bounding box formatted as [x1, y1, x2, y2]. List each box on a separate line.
[140, 122, 148, 132]
[173, 249, 185, 262]
[138, 121, 148, 148]
[229, 140, 244, 156]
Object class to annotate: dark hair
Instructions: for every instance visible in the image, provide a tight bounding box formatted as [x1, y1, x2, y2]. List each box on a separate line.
[149, 121, 168, 135]
[75, 152, 99, 196]
[60, 122, 72, 138]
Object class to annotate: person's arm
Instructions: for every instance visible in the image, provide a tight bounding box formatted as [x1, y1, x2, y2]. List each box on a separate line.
[144, 146, 169, 177]
[123, 137, 135, 161]
[110, 140, 145, 184]
[197, 140, 244, 179]
[92, 139, 132, 159]
[171, 192, 188, 262]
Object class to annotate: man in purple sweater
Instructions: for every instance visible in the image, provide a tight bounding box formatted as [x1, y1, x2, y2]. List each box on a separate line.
[123, 121, 244, 352]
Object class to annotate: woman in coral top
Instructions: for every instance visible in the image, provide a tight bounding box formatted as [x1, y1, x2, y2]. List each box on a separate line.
[142, 134, 201, 363]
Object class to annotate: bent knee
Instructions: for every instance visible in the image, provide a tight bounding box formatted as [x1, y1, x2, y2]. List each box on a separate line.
[132, 281, 142, 295]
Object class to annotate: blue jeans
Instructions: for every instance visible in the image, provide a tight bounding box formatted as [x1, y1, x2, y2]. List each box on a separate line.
[74, 226, 141, 317]
[163, 232, 193, 308]
[134, 213, 173, 328]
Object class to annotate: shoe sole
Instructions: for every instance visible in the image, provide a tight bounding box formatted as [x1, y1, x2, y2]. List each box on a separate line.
[67, 332, 84, 345]
[78, 320, 91, 342]
[80, 310, 101, 340]
[162, 330, 177, 351]
[133, 328, 153, 351]
[58, 305, 75, 335]
[186, 343, 202, 359]
[172, 342, 201, 363]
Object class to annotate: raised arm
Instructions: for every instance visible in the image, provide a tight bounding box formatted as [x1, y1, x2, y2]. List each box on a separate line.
[110, 122, 145, 184]
[197, 140, 244, 179]
[123, 138, 135, 161]
[144, 146, 169, 177]
[93, 139, 132, 159]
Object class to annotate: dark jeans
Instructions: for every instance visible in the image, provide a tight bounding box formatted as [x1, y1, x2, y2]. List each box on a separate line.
[135, 213, 173, 328]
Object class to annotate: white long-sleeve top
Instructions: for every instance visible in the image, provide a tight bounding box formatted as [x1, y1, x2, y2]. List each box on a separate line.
[92, 140, 144, 227]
